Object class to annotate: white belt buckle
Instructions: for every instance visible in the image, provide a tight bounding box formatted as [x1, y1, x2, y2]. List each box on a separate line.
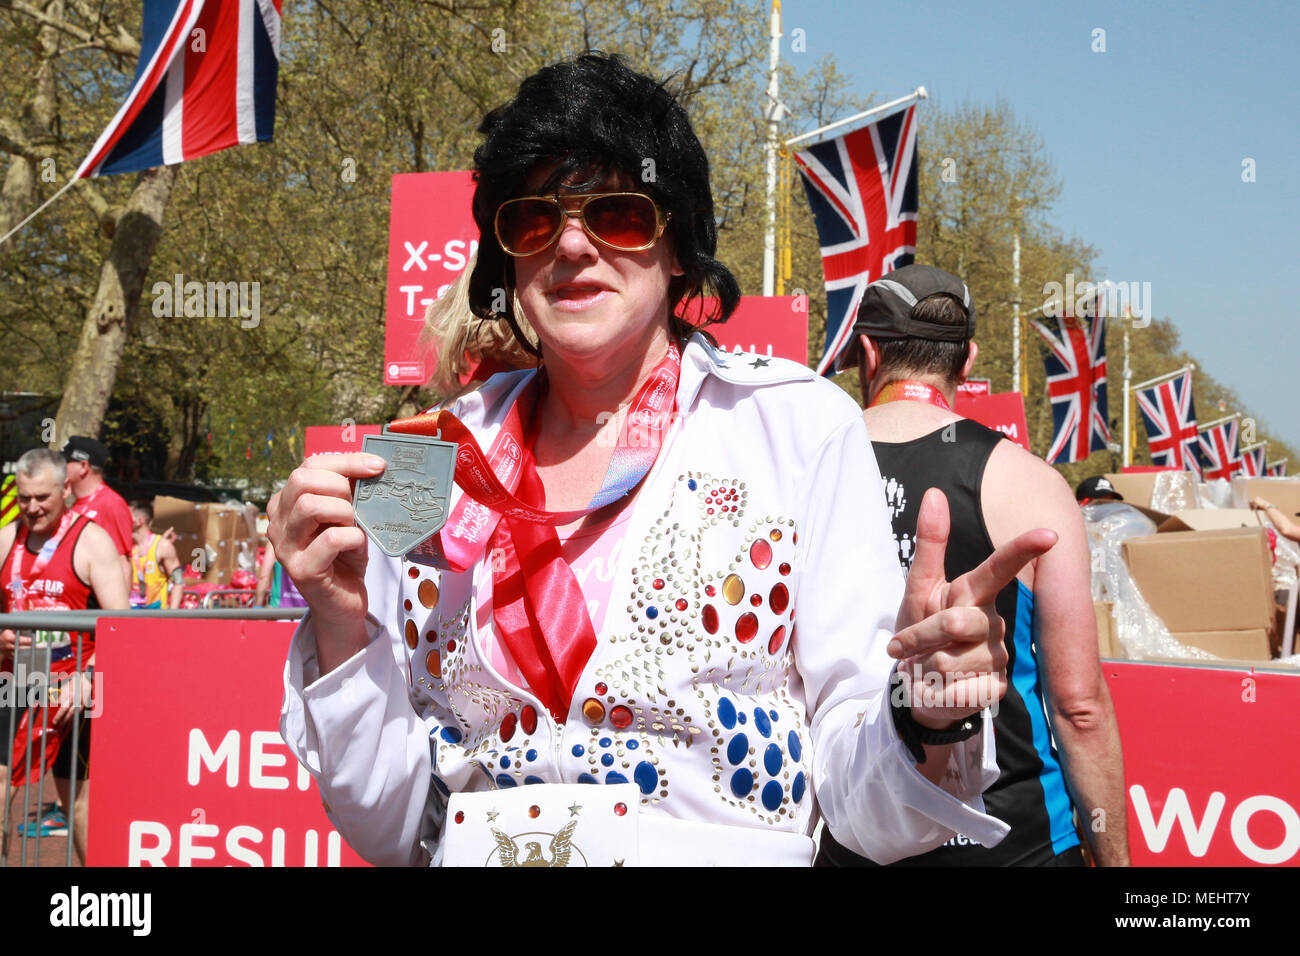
[442, 783, 641, 867]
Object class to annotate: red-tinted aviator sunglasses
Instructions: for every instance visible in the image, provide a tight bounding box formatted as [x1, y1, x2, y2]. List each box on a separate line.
[494, 192, 669, 257]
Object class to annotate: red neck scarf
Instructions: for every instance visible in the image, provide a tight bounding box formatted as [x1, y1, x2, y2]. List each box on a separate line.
[868, 379, 954, 411]
[389, 345, 680, 721]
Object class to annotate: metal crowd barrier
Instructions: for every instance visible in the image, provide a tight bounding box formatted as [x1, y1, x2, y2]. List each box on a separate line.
[200, 588, 258, 609]
[0, 606, 305, 867]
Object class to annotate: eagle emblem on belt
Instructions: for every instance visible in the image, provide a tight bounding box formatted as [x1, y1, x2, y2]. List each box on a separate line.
[490, 820, 579, 867]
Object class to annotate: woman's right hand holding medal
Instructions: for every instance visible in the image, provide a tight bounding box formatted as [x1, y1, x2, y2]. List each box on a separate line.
[268, 453, 387, 675]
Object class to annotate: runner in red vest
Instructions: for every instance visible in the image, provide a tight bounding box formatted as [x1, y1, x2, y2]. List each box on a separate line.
[62, 436, 134, 594]
[0, 448, 127, 863]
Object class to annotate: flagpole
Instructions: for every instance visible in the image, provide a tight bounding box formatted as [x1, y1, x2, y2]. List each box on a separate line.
[1122, 312, 1132, 466]
[762, 0, 783, 297]
[0, 177, 79, 247]
[1012, 227, 1021, 393]
[1199, 412, 1242, 432]
[1131, 363, 1196, 393]
[784, 86, 928, 149]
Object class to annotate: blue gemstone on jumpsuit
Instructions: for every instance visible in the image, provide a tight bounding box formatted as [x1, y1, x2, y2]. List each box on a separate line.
[730, 768, 753, 797]
[763, 743, 782, 776]
[761, 780, 783, 811]
[717, 697, 736, 729]
[634, 761, 658, 794]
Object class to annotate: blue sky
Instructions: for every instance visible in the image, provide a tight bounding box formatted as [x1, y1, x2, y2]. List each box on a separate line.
[784, 0, 1299, 455]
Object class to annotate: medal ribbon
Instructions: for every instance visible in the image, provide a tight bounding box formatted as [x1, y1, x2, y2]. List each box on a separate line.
[6, 510, 77, 612]
[4, 510, 86, 783]
[387, 345, 680, 720]
[868, 379, 954, 411]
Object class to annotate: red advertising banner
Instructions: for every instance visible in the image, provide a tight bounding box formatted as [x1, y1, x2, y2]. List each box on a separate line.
[303, 424, 384, 460]
[682, 296, 808, 365]
[77, 619, 1300, 866]
[957, 378, 991, 396]
[87, 617, 367, 866]
[1105, 660, 1300, 866]
[383, 171, 478, 385]
[383, 173, 810, 386]
[954, 391, 1031, 451]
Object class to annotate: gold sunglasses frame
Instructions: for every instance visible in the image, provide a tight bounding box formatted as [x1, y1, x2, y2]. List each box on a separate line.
[493, 191, 669, 257]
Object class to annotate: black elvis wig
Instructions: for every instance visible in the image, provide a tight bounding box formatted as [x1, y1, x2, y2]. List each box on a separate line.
[466, 52, 740, 354]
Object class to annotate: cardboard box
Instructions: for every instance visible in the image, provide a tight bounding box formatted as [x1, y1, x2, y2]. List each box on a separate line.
[1122, 527, 1274, 633]
[1158, 509, 1258, 533]
[1103, 472, 1160, 508]
[1105, 471, 1199, 512]
[1169, 629, 1271, 662]
[1094, 601, 1124, 658]
[1234, 477, 1300, 517]
[171, 532, 205, 569]
[151, 496, 203, 535]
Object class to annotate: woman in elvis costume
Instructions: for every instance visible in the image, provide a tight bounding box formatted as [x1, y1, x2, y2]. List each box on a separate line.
[272, 54, 1055, 866]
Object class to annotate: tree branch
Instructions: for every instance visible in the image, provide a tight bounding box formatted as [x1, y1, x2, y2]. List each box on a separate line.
[0, 0, 139, 57]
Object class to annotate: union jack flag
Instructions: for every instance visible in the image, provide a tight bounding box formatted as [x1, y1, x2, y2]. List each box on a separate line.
[794, 105, 918, 375]
[1267, 459, 1288, 478]
[1240, 442, 1267, 478]
[1030, 314, 1110, 463]
[1197, 419, 1243, 481]
[75, 0, 282, 179]
[1135, 371, 1201, 477]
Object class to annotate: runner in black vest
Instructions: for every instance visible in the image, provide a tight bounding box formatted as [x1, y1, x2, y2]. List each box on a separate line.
[817, 264, 1129, 867]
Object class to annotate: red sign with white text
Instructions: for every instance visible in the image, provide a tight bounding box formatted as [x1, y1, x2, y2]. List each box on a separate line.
[957, 378, 991, 396]
[1105, 660, 1300, 866]
[954, 391, 1031, 451]
[303, 424, 384, 460]
[77, 618, 1300, 866]
[87, 618, 368, 866]
[682, 296, 809, 365]
[383, 171, 479, 385]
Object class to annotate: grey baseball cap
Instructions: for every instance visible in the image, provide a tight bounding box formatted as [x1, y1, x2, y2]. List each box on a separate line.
[836, 264, 976, 372]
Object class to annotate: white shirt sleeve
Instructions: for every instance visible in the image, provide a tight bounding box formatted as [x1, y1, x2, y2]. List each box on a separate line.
[279, 544, 443, 867]
[792, 413, 1010, 864]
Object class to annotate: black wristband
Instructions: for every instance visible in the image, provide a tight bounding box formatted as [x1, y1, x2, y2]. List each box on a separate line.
[889, 667, 982, 764]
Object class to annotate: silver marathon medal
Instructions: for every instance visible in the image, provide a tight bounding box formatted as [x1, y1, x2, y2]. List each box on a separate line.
[352, 426, 458, 557]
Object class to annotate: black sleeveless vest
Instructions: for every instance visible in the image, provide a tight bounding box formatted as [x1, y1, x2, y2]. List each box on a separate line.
[817, 418, 1079, 866]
